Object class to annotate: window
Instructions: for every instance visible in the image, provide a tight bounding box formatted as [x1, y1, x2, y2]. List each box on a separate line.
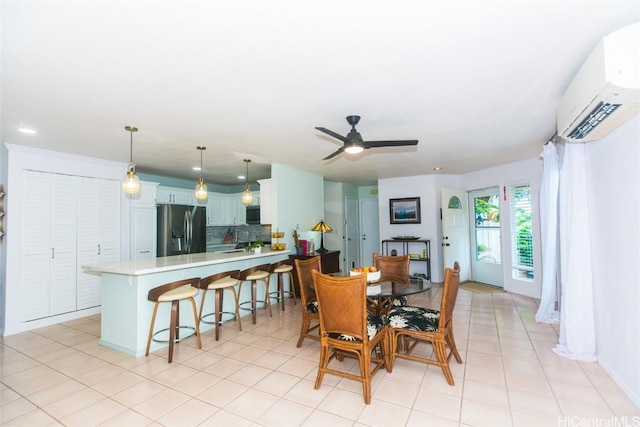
[510, 183, 533, 280]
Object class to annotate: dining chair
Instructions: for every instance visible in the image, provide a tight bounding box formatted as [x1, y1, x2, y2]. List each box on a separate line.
[293, 256, 322, 347]
[311, 270, 389, 404]
[372, 253, 410, 307]
[387, 264, 463, 385]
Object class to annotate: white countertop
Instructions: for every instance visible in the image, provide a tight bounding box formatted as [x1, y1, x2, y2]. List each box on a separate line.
[85, 248, 291, 276]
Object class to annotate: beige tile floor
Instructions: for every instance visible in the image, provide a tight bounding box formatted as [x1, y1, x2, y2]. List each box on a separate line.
[2, 283, 638, 426]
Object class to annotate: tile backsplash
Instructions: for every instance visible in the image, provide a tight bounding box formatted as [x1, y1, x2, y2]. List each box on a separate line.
[206, 224, 272, 251]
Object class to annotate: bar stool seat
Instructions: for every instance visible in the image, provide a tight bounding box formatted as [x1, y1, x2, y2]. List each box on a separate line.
[145, 277, 202, 363]
[238, 264, 272, 324]
[269, 260, 296, 311]
[197, 270, 242, 341]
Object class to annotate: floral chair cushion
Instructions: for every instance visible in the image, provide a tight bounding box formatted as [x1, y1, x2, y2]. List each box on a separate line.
[306, 300, 319, 314]
[327, 314, 387, 341]
[388, 305, 439, 332]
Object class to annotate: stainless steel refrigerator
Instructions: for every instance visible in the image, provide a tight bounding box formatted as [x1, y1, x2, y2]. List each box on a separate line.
[157, 204, 207, 256]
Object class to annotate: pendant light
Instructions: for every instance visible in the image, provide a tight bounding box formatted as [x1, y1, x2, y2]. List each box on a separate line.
[195, 146, 208, 201]
[122, 125, 140, 194]
[242, 159, 253, 205]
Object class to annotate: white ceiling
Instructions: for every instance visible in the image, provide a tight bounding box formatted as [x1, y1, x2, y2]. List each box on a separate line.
[2, 1, 638, 186]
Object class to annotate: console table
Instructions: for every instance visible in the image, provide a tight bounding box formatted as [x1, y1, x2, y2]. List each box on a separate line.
[289, 250, 340, 296]
[381, 239, 431, 280]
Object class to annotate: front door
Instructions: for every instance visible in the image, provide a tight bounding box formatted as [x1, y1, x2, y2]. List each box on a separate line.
[469, 187, 504, 287]
[441, 188, 471, 282]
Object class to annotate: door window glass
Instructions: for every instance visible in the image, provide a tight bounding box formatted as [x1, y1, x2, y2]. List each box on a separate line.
[474, 193, 501, 263]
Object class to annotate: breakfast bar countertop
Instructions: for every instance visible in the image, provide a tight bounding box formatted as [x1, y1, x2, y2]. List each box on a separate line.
[86, 248, 291, 276]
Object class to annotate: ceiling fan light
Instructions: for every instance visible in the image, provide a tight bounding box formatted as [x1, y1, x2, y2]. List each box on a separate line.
[345, 144, 364, 154]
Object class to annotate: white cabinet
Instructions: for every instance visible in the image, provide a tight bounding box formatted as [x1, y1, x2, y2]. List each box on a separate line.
[21, 171, 122, 321]
[208, 193, 247, 225]
[157, 186, 194, 205]
[130, 181, 158, 208]
[131, 182, 158, 260]
[250, 191, 260, 206]
[76, 178, 121, 310]
[21, 171, 78, 321]
[258, 179, 272, 225]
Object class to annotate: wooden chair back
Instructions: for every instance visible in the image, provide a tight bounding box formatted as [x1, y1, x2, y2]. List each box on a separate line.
[294, 256, 322, 307]
[147, 277, 201, 302]
[438, 266, 460, 331]
[373, 253, 410, 279]
[312, 270, 367, 342]
[199, 270, 240, 289]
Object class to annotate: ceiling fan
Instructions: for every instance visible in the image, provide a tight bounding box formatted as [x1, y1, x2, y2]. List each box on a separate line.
[315, 115, 419, 160]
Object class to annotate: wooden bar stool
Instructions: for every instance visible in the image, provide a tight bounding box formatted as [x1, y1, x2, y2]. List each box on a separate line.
[269, 260, 296, 311]
[145, 277, 202, 363]
[238, 264, 272, 324]
[197, 270, 242, 340]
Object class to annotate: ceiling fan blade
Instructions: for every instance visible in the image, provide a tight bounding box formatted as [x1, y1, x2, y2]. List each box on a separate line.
[323, 147, 344, 160]
[315, 127, 349, 143]
[363, 139, 419, 148]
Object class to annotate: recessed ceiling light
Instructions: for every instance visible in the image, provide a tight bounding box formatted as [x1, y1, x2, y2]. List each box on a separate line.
[433, 167, 443, 171]
[193, 166, 201, 171]
[18, 127, 36, 134]
[238, 175, 245, 180]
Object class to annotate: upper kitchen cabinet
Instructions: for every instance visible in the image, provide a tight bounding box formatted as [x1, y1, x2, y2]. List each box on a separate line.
[157, 186, 194, 205]
[207, 192, 247, 225]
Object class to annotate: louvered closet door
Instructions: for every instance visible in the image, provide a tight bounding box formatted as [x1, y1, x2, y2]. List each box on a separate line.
[21, 171, 53, 321]
[77, 177, 101, 310]
[76, 178, 121, 310]
[49, 174, 79, 315]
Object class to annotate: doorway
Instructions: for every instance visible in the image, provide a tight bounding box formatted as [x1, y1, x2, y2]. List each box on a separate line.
[345, 196, 360, 271]
[469, 187, 503, 287]
[359, 198, 380, 266]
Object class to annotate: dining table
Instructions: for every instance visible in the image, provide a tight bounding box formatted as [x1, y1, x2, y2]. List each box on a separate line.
[364, 274, 431, 315]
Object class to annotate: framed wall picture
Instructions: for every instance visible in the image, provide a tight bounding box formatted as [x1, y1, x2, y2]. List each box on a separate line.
[389, 197, 421, 224]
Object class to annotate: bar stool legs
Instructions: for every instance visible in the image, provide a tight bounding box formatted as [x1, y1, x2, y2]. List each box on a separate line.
[269, 260, 296, 311]
[198, 270, 242, 341]
[238, 264, 272, 324]
[145, 277, 202, 363]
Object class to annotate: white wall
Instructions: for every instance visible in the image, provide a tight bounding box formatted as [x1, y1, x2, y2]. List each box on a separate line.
[378, 175, 449, 281]
[271, 163, 324, 251]
[585, 115, 640, 406]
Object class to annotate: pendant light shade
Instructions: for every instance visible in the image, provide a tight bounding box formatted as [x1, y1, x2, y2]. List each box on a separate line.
[195, 146, 208, 201]
[122, 125, 140, 194]
[242, 159, 253, 205]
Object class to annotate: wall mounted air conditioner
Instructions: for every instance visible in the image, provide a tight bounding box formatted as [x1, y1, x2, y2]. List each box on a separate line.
[557, 22, 639, 142]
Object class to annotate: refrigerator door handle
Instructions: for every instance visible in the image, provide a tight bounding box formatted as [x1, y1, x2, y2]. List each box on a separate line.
[184, 210, 190, 253]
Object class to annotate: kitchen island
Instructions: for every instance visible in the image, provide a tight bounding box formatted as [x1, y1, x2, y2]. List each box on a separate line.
[86, 248, 291, 357]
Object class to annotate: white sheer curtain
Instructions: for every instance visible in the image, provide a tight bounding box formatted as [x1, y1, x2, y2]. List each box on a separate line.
[535, 142, 560, 324]
[553, 142, 597, 362]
